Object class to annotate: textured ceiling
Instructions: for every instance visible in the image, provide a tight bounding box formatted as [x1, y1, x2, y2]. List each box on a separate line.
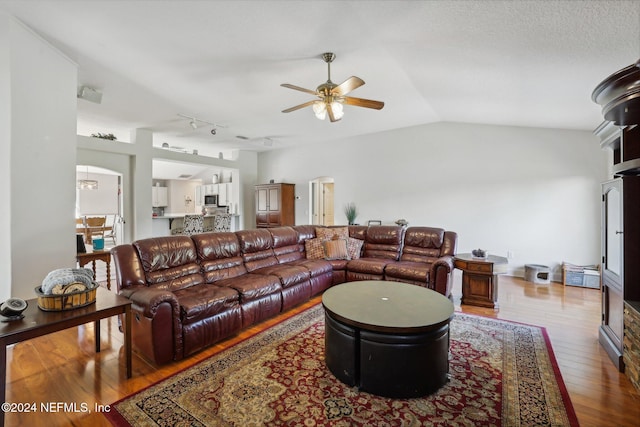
[1, 1, 639, 158]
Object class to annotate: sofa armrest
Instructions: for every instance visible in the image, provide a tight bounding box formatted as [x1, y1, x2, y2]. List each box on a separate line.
[430, 255, 454, 298]
[111, 244, 146, 293]
[121, 286, 180, 318]
[119, 285, 183, 364]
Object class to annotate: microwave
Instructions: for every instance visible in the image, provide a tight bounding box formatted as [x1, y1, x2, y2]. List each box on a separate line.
[204, 194, 219, 206]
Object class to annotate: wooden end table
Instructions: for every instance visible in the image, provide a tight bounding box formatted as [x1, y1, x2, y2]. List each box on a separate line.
[0, 287, 131, 426]
[454, 253, 508, 309]
[77, 249, 111, 290]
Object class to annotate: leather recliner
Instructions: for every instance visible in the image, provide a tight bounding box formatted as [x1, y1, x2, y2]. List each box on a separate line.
[384, 227, 457, 298]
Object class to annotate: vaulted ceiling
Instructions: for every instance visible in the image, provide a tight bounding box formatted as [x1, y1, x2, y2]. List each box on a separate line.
[2, 1, 638, 157]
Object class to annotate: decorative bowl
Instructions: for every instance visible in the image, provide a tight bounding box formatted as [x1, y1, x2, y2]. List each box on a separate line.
[471, 248, 488, 259]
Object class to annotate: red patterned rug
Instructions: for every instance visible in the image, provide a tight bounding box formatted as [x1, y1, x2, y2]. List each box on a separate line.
[106, 304, 578, 426]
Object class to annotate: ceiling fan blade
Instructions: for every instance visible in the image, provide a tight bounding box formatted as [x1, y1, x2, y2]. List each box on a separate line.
[281, 83, 319, 96]
[331, 76, 365, 96]
[282, 100, 317, 113]
[343, 96, 385, 110]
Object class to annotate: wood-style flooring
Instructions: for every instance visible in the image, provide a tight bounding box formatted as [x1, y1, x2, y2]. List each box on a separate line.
[4, 271, 640, 426]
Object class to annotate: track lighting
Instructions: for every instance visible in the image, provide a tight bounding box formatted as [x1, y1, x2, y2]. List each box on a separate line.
[177, 113, 226, 133]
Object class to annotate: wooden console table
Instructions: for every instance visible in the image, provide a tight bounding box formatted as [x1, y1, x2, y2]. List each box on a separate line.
[77, 250, 111, 290]
[0, 287, 131, 426]
[454, 253, 508, 309]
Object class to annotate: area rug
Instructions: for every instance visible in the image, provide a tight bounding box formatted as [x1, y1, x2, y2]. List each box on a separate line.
[106, 304, 578, 426]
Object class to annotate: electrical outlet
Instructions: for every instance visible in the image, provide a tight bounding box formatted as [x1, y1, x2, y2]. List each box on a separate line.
[507, 250, 514, 259]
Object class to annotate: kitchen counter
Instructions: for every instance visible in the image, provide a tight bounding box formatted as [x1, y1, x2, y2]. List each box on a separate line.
[152, 213, 239, 219]
[151, 213, 239, 236]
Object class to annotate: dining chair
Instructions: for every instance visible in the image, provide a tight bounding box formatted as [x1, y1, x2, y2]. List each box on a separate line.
[85, 216, 107, 242]
[214, 214, 231, 232]
[183, 214, 204, 236]
[104, 215, 118, 245]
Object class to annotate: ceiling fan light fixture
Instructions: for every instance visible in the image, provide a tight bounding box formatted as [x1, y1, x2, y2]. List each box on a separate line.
[330, 101, 344, 120]
[189, 120, 198, 130]
[313, 101, 327, 120]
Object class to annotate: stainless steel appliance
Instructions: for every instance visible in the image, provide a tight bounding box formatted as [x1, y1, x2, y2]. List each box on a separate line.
[204, 194, 219, 206]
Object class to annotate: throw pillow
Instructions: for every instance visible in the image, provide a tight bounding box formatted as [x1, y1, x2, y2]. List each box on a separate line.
[346, 237, 364, 260]
[305, 238, 325, 260]
[316, 226, 349, 242]
[323, 239, 350, 260]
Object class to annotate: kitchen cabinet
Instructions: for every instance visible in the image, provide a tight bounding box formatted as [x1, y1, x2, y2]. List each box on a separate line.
[255, 183, 295, 227]
[152, 186, 168, 207]
[195, 185, 203, 207]
[217, 183, 232, 207]
[203, 184, 217, 196]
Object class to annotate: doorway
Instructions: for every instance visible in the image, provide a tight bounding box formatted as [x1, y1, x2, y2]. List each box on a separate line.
[309, 177, 335, 226]
[76, 165, 124, 247]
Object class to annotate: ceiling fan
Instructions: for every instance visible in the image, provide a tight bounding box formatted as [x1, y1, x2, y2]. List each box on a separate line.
[281, 52, 384, 122]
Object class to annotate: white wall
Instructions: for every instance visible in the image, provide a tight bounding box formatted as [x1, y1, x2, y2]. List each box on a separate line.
[257, 121, 609, 280]
[76, 172, 119, 215]
[166, 179, 200, 214]
[0, 16, 11, 301]
[2, 15, 77, 300]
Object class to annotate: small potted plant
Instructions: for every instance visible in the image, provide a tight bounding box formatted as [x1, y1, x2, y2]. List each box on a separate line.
[344, 202, 358, 225]
[91, 133, 117, 140]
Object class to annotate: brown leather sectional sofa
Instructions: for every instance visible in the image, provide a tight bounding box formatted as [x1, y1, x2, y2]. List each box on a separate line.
[111, 225, 457, 365]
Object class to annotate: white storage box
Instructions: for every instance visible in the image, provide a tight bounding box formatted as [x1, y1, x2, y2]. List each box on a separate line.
[562, 262, 600, 289]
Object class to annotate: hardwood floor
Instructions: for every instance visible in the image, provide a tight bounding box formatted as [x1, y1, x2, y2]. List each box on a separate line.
[4, 272, 640, 426]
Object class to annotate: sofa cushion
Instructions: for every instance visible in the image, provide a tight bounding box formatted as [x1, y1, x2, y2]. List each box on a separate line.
[384, 261, 430, 284]
[362, 225, 404, 260]
[347, 258, 392, 275]
[292, 225, 316, 241]
[305, 238, 325, 260]
[287, 258, 333, 277]
[346, 237, 364, 260]
[316, 226, 348, 241]
[236, 229, 278, 271]
[216, 274, 282, 303]
[173, 284, 240, 325]
[270, 227, 304, 264]
[192, 232, 248, 283]
[323, 239, 350, 260]
[133, 236, 204, 292]
[400, 227, 445, 263]
[328, 259, 349, 271]
[252, 264, 310, 288]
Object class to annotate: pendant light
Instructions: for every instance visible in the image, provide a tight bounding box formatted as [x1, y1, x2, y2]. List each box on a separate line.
[77, 166, 98, 190]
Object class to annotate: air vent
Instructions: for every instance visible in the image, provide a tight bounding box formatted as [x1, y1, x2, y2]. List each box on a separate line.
[178, 174, 192, 179]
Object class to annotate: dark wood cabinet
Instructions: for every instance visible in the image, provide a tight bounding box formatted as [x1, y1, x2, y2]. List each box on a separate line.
[596, 121, 640, 372]
[600, 176, 640, 371]
[255, 183, 295, 227]
[594, 65, 640, 382]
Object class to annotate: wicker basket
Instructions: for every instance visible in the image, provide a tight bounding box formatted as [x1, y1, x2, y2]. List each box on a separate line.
[34, 286, 97, 311]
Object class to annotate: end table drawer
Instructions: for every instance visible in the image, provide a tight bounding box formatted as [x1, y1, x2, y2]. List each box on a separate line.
[455, 260, 493, 273]
[467, 262, 493, 273]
